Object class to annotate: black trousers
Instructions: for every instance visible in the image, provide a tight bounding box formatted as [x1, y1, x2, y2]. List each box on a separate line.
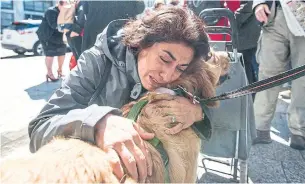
[239, 47, 258, 100]
[239, 47, 257, 84]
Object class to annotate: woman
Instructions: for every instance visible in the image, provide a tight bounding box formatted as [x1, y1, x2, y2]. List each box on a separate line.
[36, 1, 66, 82]
[29, 6, 210, 182]
[61, 0, 87, 61]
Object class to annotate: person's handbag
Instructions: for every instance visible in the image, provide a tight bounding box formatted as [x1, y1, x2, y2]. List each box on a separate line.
[69, 54, 77, 71]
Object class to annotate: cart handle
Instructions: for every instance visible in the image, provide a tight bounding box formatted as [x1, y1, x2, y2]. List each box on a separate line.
[199, 8, 239, 49]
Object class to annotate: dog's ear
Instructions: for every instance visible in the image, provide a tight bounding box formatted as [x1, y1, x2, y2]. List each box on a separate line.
[204, 62, 222, 87]
[206, 51, 230, 78]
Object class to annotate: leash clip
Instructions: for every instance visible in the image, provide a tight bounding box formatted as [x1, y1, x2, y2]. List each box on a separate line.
[177, 85, 200, 104]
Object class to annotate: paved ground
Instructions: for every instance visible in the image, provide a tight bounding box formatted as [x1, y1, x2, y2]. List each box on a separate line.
[1, 48, 304, 183]
[0, 49, 70, 158]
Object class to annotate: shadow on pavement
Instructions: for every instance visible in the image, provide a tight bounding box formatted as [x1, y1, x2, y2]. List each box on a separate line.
[24, 80, 61, 101]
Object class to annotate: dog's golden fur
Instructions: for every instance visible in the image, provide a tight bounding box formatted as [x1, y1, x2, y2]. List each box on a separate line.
[0, 51, 229, 183]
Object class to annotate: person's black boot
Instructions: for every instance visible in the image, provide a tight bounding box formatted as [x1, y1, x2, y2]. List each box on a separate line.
[252, 130, 272, 145]
[290, 135, 305, 150]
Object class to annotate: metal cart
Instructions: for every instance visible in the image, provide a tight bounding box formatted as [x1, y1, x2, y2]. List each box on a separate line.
[198, 8, 256, 183]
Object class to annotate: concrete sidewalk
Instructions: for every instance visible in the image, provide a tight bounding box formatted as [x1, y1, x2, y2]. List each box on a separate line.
[1, 51, 70, 159]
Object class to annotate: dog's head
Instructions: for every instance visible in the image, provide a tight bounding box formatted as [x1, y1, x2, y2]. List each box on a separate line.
[206, 51, 230, 77]
[166, 50, 230, 107]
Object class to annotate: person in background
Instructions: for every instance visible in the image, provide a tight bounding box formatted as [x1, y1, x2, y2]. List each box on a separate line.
[235, 0, 261, 86]
[57, 0, 77, 34]
[58, 0, 86, 61]
[253, 0, 305, 150]
[80, 1, 145, 52]
[36, 0, 66, 82]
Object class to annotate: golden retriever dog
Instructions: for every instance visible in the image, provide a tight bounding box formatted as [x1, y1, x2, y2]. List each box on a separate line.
[0, 51, 229, 183]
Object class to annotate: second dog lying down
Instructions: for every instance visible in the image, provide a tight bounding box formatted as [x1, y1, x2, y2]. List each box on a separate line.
[0, 51, 229, 183]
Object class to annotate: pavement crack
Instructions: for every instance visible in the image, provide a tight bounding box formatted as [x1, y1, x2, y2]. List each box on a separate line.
[280, 161, 289, 183]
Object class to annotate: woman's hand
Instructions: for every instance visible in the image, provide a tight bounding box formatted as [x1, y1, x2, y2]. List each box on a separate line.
[70, 31, 80, 37]
[154, 95, 203, 134]
[95, 114, 154, 182]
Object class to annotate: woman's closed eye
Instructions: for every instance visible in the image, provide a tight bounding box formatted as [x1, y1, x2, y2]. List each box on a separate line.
[160, 56, 185, 73]
[160, 56, 171, 63]
[176, 66, 185, 73]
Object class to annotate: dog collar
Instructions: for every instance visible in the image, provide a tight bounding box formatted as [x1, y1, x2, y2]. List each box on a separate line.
[126, 99, 170, 183]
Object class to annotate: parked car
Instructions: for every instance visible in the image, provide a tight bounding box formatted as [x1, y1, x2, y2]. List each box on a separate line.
[1, 19, 44, 56]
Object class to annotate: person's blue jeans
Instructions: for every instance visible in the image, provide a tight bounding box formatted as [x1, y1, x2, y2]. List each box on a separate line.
[58, 24, 73, 32]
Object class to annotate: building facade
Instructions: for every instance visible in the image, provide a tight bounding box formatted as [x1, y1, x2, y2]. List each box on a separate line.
[1, 0, 55, 32]
[1, 0, 188, 32]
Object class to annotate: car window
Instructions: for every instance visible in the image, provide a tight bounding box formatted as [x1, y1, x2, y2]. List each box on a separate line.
[8, 22, 39, 30]
[27, 24, 40, 29]
[9, 23, 29, 30]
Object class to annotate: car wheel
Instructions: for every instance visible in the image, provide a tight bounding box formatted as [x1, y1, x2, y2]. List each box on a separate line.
[33, 41, 44, 56]
[13, 49, 26, 55]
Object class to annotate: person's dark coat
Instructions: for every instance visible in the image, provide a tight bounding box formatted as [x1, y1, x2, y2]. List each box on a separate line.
[36, 6, 64, 44]
[81, 1, 145, 52]
[69, 1, 87, 35]
[66, 1, 87, 60]
[235, 1, 261, 50]
[28, 19, 212, 152]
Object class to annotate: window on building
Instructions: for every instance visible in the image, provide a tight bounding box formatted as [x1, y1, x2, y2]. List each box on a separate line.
[1, 12, 14, 27]
[1, 12, 14, 33]
[1, 0, 13, 9]
[23, 0, 53, 12]
[25, 14, 43, 20]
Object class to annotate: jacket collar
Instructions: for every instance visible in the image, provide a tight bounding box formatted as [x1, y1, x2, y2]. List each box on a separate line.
[94, 19, 143, 99]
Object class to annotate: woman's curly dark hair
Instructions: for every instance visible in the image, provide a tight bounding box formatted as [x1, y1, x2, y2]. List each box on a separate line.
[122, 6, 210, 64]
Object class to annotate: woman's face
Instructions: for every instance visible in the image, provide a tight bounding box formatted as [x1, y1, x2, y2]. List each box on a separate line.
[137, 42, 194, 91]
